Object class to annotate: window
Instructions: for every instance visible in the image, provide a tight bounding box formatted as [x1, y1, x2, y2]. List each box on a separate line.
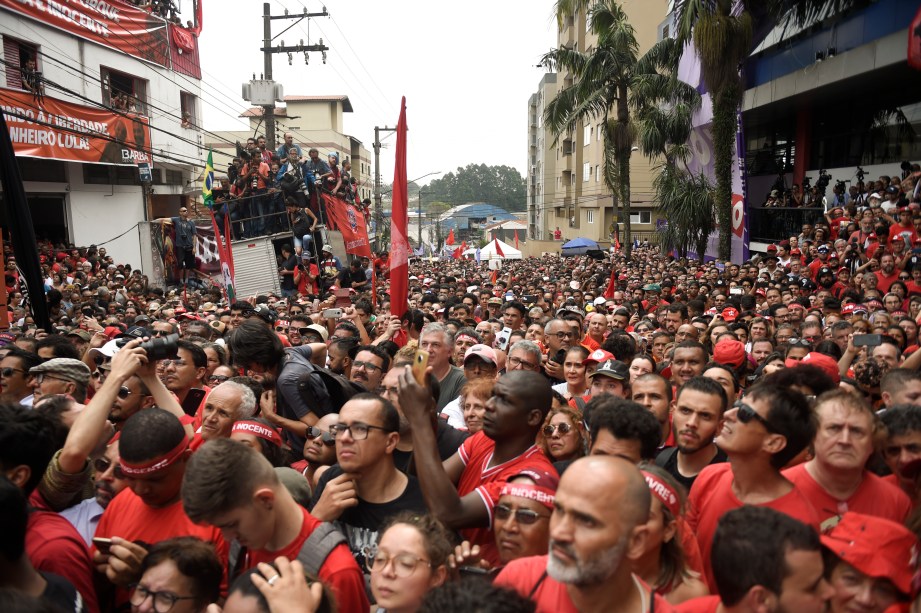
[101, 66, 148, 115]
[83, 164, 140, 186]
[630, 211, 652, 224]
[583, 162, 591, 182]
[597, 125, 602, 142]
[180, 92, 197, 128]
[570, 172, 576, 186]
[586, 209, 595, 224]
[4, 37, 41, 93]
[584, 124, 591, 145]
[595, 165, 600, 182]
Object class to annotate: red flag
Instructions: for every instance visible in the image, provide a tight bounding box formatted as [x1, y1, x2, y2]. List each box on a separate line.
[389, 97, 409, 319]
[614, 236, 621, 251]
[490, 269, 498, 284]
[494, 238, 505, 258]
[460, 240, 467, 254]
[603, 268, 617, 299]
[452, 247, 462, 259]
[514, 230, 519, 249]
[446, 228, 455, 246]
[321, 193, 372, 258]
[208, 207, 236, 302]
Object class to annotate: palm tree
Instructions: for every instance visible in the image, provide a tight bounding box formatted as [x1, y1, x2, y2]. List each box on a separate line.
[543, 0, 638, 256]
[631, 35, 714, 262]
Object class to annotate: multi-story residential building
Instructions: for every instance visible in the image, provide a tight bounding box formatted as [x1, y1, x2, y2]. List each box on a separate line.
[1, 2, 204, 266]
[205, 95, 372, 204]
[527, 0, 672, 246]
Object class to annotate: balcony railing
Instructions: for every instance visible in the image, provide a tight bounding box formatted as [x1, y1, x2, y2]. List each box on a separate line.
[748, 206, 827, 244]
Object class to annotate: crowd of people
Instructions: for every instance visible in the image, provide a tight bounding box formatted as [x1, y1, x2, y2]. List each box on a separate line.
[1, 159, 921, 612]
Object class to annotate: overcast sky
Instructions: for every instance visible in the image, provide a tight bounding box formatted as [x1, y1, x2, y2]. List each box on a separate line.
[197, 1, 559, 185]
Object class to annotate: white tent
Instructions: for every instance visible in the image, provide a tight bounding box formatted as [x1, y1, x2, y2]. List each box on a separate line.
[464, 238, 522, 260]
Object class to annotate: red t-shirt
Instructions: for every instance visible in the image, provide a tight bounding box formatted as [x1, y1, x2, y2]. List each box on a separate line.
[888, 224, 919, 248]
[783, 463, 912, 530]
[244, 507, 368, 613]
[876, 270, 901, 293]
[674, 595, 721, 613]
[687, 463, 819, 590]
[95, 489, 229, 608]
[27, 509, 100, 613]
[457, 432, 557, 566]
[495, 555, 674, 613]
[581, 335, 601, 352]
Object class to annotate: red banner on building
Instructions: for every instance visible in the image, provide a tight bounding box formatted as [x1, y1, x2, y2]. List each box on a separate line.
[321, 193, 372, 258]
[0, 88, 151, 165]
[0, 0, 170, 67]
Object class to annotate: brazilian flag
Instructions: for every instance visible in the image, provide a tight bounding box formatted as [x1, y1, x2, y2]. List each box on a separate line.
[203, 149, 214, 208]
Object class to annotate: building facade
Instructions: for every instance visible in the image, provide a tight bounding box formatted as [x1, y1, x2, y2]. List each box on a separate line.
[527, 0, 671, 246]
[0, 2, 204, 266]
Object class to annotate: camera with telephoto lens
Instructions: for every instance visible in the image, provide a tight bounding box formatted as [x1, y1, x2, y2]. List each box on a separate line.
[856, 166, 866, 182]
[815, 170, 832, 195]
[115, 333, 179, 361]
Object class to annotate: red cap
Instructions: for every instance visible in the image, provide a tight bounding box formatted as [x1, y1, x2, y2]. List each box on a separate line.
[713, 339, 746, 368]
[721, 306, 739, 322]
[583, 349, 615, 365]
[800, 352, 841, 385]
[841, 304, 856, 315]
[791, 248, 802, 255]
[821, 512, 918, 596]
[766, 245, 778, 252]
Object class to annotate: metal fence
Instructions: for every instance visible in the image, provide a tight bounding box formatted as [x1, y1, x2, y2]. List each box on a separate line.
[748, 206, 826, 244]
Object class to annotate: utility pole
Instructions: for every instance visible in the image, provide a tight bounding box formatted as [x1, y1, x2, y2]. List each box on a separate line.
[417, 188, 424, 247]
[373, 125, 395, 252]
[256, 2, 329, 150]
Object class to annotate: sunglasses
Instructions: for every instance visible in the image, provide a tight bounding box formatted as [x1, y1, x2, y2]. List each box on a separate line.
[306, 426, 336, 446]
[93, 457, 125, 479]
[288, 326, 310, 334]
[733, 401, 778, 433]
[0, 367, 25, 377]
[542, 422, 573, 437]
[494, 503, 550, 525]
[209, 375, 230, 385]
[117, 386, 132, 399]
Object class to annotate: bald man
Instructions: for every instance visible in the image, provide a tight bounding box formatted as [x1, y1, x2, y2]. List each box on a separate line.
[496, 456, 672, 612]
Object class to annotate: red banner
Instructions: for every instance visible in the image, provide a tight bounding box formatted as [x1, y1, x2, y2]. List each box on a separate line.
[321, 193, 372, 258]
[0, 88, 151, 165]
[0, 0, 170, 67]
[389, 97, 409, 319]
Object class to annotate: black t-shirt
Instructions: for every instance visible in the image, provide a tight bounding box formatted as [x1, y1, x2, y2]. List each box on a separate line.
[309, 464, 427, 571]
[337, 267, 366, 288]
[41, 571, 88, 613]
[393, 419, 470, 474]
[656, 445, 727, 493]
[281, 254, 298, 290]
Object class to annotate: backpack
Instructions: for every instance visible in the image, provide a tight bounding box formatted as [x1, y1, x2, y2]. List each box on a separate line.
[297, 364, 367, 416]
[228, 522, 346, 581]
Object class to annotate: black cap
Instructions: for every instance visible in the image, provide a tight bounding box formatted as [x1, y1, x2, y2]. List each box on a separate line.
[590, 359, 629, 381]
[252, 304, 278, 325]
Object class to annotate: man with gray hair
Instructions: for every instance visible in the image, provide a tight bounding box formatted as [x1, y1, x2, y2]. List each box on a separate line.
[543, 318, 573, 382]
[420, 322, 467, 412]
[506, 340, 543, 374]
[196, 380, 257, 446]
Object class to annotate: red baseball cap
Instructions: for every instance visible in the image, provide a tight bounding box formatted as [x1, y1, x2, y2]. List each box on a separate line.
[713, 339, 746, 368]
[821, 512, 919, 596]
[800, 352, 841, 385]
[583, 349, 615, 365]
[721, 306, 739, 322]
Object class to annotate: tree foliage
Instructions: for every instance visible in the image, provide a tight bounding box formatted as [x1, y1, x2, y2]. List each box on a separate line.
[424, 164, 526, 212]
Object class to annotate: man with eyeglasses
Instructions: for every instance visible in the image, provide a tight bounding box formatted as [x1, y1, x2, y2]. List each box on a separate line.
[542, 318, 572, 383]
[783, 390, 910, 530]
[688, 385, 820, 590]
[309, 394, 427, 576]
[0, 346, 41, 406]
[348, 345, 389, 393]
[182, 439, 369, 611]
[29, 357, 91, 404]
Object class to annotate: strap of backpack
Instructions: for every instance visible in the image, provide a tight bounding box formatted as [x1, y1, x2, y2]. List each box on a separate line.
[655, 446, 678, 468]
[228, 540, 245, 582]
[294, 522, 348, 577]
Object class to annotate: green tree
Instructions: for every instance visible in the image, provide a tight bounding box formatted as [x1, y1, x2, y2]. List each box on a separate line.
[544, 0, 638, 256]
[425, 164, 526, 212]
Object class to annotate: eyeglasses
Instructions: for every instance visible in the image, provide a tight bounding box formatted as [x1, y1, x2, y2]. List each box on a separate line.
[495, 503, 551, 525]
[329, 422, 392, 440]
[0, 367, 24, 377]
[94, 456, 125, 478]
[92, 370, 104, 379]
[289, 326, 310, 334]
[352, 360, 382, 373]
[129, 584, 197, 613]
[733, 401, 778, 433]
[786, 338, 812, 348]
[367, 551, 431, 577]
[117, 386, 132, 399]
[209, 375, 230, 385]
[542, 422, 573, 437]
[507, 356, 540, 371]
[306, 426, 336, 446]
[152, 329, 170, 337]
[160, 359, 187, 368]
[552, 331, 575, 339]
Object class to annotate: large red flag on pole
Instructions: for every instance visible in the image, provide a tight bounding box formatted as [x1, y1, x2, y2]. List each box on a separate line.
[445, 228, 455, 246]
[389, 98, 409, 319]
[494, 238, 505, 258]
[514, 230, 519, 249]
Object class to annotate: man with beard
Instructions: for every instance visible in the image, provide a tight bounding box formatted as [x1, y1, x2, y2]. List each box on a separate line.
[656, 377, 728, 491]
[874, 252, 900, 293]
[495, 456, 673, 612]
[348, 345, 389, 393]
